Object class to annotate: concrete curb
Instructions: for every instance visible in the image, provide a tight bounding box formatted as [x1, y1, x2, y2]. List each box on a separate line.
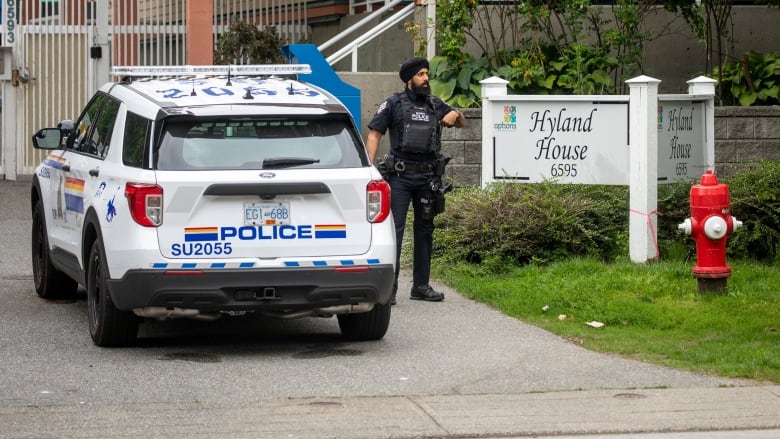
[2, 386, 779, 438]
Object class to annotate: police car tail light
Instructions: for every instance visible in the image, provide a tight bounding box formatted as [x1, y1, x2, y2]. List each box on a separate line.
[367, 180, 390, 223]
[125, 183, 163, 227]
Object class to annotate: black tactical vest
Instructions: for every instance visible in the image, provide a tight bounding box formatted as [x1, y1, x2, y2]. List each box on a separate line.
[398, 92, 440, 154]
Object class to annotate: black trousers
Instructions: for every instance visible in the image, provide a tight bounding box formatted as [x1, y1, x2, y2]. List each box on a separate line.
[388, 170, 435, 294]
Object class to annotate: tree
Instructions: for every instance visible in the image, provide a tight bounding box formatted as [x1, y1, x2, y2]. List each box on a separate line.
[213, 20, 286, 64]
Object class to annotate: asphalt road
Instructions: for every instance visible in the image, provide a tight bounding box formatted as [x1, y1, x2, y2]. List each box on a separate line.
[1, 178, 777, 438]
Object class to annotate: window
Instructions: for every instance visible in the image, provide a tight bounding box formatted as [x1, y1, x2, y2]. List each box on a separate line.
[71, 94, 120, 159]
[123, 112, 151, 168]
[41, 0, 59, 17]
[155, 115, 365, 171]
[90, 98, 120, 159]
[71, 95, 102, 153]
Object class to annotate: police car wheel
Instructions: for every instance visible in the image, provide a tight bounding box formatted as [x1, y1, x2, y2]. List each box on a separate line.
[337, 302, 391, 341]
[86, 239, 138, 347]
[31, 199, 78, 299]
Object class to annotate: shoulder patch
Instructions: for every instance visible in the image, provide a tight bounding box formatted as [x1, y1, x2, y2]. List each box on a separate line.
[376, 100, 388, 115]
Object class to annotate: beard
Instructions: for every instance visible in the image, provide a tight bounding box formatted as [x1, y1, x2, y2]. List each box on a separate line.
[411, 82, 430, 97]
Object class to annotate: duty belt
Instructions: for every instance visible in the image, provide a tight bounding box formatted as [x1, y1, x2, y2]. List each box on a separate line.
[394, 159, 434, 174]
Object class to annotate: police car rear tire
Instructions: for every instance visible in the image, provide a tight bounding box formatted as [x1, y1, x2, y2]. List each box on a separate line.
[337, 302, 391, 341]
[31, 200, 78, 299]
[86, 239, 139, 347]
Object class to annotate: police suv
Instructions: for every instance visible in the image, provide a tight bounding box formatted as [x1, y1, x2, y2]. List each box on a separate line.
[30, 65, 395, 347]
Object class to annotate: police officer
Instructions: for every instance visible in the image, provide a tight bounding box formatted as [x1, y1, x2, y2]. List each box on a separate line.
[365, 56, 466, 305]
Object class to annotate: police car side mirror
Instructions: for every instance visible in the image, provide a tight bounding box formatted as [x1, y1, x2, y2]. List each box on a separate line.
[32, 128, 64, 150]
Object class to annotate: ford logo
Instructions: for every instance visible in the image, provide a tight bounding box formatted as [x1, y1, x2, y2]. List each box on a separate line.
[259, 172, 276, 179]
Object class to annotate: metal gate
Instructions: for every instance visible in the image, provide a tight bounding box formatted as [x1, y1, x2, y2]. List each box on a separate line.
[1, 0, 308, 179]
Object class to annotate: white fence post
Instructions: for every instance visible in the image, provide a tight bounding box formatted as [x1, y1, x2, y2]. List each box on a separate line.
[480, 76, 509, 188]
[687, 76, 717, 171]
[94, 0, 110, 89]
[626, 75, 662, 263]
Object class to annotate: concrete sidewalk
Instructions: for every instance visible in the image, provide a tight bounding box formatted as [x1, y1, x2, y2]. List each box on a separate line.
[2, 385, 779, 438]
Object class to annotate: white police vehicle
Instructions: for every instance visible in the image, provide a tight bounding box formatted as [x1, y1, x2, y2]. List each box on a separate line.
[31, 65, 395, 346]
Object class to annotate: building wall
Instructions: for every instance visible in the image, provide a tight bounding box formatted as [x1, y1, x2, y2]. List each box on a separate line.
[715, 106, 780, 179]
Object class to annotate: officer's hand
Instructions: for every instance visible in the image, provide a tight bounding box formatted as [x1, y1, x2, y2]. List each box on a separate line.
[441, 110, 464, 128]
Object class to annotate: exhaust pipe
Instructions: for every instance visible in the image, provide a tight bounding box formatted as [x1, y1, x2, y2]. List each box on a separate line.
[133, 307, 221, 321]
[259, 303, 375, 319]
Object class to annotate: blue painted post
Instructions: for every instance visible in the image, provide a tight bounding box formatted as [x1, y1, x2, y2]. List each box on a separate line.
[281, 44, 363, 132]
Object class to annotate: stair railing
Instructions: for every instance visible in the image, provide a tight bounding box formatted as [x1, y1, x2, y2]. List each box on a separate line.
[320, 1, 415, 72]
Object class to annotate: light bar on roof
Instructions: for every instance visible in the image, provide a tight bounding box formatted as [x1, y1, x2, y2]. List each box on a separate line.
[110, 64, 312, 77]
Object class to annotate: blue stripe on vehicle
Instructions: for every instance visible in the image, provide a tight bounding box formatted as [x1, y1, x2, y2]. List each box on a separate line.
[184, 233, 219, 242]
[152, 259, 382, 269]
[314, 230, 347, 239]
[64, 193, 84, 213]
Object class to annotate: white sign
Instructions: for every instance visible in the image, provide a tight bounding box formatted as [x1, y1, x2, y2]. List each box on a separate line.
[3, 0, 18, 46]
[486, 97, 629, 185]
[657, 100, 708, 183]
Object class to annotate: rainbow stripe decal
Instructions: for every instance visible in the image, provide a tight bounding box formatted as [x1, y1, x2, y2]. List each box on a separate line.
[314, 224, 347, 239]
[184, 227, 220, 242]
[43, 154, 67, 169]
[64, 177, 85, 213]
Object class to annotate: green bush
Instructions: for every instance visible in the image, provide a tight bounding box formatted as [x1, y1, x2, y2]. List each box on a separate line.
[432, 161, 780, 267]
[726, 161, 780, 260]
[713, 51, 780, 106]
[433, 182, 629, 267]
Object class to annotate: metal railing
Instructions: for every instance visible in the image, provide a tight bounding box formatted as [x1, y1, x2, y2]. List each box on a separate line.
[322, 0, 415, 72]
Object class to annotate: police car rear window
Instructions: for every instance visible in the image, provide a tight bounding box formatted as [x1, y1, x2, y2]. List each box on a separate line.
[155, 117, 365, 171]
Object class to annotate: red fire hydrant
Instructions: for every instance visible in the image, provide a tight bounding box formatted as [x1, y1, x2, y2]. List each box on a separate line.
[678, 170, 742, 293]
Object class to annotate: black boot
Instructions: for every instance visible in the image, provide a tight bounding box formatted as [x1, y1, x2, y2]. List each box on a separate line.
[410, 284, 444, 302]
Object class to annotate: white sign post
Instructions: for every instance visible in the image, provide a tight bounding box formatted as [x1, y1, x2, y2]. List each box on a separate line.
[627, 75, 662, 263]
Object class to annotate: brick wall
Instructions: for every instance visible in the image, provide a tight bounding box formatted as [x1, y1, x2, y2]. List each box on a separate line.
[441, 107, 780, 186]
[714, 106, 780, 179]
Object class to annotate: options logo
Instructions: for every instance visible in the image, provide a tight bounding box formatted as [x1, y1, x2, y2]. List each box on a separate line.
[494, 105, 517, 131]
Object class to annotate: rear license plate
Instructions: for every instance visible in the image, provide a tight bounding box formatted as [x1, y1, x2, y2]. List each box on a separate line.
[244, 202, 290, 226]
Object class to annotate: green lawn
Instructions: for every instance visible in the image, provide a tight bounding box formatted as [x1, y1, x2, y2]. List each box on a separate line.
[432, 257, 780, 383]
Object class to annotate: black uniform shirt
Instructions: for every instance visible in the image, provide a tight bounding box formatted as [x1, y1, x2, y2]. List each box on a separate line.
[367, 88, 454, 162]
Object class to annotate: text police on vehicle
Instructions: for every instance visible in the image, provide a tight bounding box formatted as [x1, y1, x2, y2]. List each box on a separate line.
[30, 64, 395, 347]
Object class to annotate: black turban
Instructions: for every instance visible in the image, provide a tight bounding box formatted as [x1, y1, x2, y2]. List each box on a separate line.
[399, 56, 429, 83]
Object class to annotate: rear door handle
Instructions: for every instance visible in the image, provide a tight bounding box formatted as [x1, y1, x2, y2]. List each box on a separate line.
[89, 168, 99, 177]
